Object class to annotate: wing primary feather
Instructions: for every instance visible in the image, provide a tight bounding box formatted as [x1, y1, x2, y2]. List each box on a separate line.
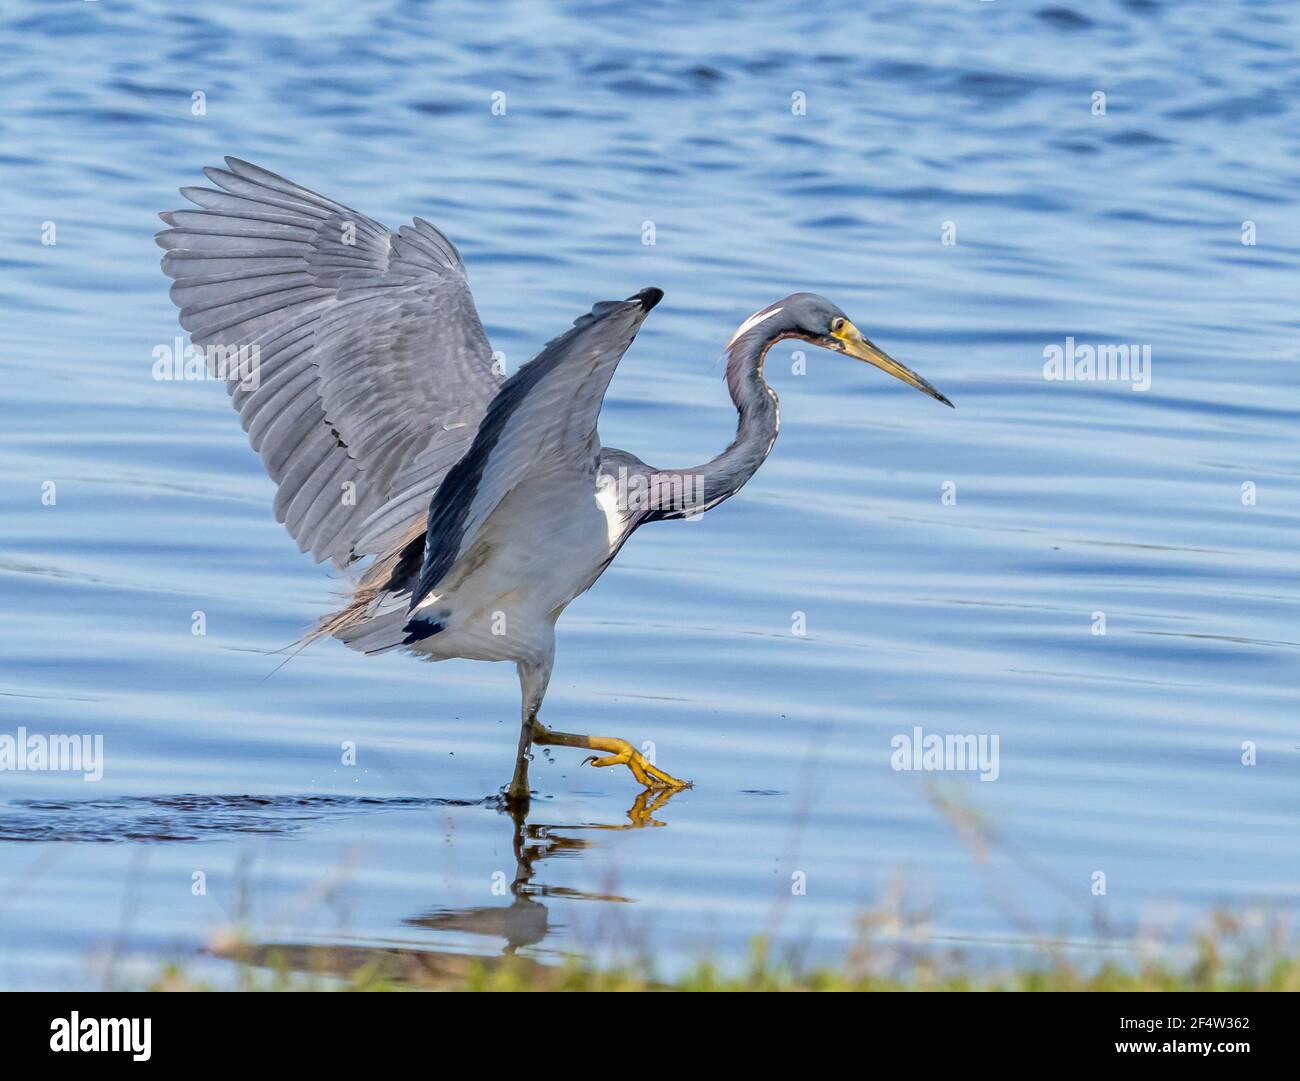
[157, 160, 502, 568]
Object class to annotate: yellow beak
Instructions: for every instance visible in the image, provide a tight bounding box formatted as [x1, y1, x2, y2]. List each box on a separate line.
[830, 321, 953, 408]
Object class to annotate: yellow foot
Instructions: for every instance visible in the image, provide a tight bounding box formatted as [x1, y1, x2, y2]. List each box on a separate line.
[582, 742, 690, 790]
[533, 723, 691, 790]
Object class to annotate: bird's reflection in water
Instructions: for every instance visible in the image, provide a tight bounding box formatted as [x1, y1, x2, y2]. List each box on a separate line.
[211, 788, 681, 988]
[412, 787, 678, 949]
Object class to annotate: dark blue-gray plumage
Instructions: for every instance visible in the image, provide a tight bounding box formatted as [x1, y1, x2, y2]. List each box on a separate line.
[412, 288, 664, 616]
[158, 161, 951, 809]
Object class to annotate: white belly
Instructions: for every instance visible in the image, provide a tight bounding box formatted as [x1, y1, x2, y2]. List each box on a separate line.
[408, 469, 625, 665]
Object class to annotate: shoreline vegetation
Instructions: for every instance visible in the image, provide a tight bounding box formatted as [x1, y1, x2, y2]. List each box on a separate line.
[146, 914, 1297, 991]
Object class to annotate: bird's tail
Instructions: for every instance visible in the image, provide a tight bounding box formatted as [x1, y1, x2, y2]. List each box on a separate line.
[307, 520, 430, 656]
[332, 596, 414, 655]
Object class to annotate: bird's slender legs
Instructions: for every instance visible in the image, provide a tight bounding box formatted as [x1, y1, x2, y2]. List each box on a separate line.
[506, 658, 552, 812]
[506, 653, 690, 802]
[506, 718, 534, 811]
[532, 723, 690, 790]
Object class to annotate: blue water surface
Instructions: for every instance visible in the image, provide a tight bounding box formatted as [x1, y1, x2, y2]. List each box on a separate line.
[0, 0, 1297, 988]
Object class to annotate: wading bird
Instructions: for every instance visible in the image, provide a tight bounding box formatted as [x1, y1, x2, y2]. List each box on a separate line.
[158, 159, 952, 809]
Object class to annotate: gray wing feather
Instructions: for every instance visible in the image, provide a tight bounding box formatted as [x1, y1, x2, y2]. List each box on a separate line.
[157, 158, 501, 567]
[411, 288, 663, 608]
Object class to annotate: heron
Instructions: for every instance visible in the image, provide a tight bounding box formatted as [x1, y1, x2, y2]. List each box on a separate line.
[157, 159, 952, 810]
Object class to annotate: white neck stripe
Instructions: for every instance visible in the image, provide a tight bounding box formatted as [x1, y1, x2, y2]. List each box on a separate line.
[726, 305, 784, 348]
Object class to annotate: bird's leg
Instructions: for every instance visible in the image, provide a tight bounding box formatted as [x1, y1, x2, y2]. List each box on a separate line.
[505, 715, 534, 813]
[505, 658, 553, 812]
[531, 723, 690, 790]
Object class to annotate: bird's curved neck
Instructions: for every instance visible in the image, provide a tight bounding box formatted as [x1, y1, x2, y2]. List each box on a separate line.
[652, 332, 781, 521]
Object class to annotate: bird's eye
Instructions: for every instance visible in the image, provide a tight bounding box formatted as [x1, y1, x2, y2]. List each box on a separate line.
[831, 317, 846, 334]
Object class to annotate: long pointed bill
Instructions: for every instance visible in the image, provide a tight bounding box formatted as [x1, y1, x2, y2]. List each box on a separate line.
[831, 322, 954, 408]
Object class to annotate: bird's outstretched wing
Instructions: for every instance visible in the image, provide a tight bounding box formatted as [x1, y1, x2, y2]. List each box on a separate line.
[410, 287, 663, 609]
[156, 157, 501, 567]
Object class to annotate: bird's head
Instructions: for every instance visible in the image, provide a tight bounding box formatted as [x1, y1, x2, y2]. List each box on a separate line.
[729, 292, 953, 408]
